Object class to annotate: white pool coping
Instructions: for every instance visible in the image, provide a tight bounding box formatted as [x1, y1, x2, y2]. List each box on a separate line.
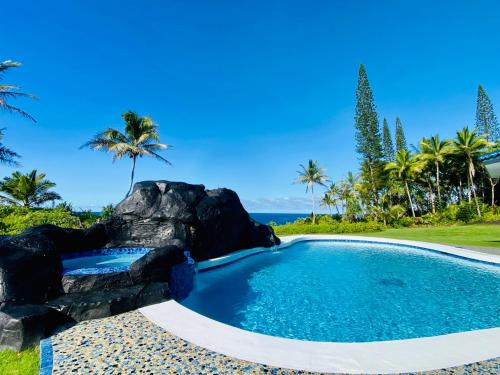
[140, 235, 500, 374]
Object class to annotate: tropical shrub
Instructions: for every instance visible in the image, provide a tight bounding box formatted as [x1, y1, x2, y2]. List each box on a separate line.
[0, 207, 81, 234]
[74, 210, 99, 227]
[272, 220, 383, 236]
[100, 204, 114, 219]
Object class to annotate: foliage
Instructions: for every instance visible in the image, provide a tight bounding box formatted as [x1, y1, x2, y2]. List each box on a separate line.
[385, 149, 425, 217]
[81, 111, 172, 197]
[354, 64, 383, 162]
[0, 129, 20, 167]
[0, 206, 82, 234]
[101, 204, 114, 219]
[452, 127, 492, 217]
[476, 84, 499, 142]
[0, 60, 37, 122]
[0, 170, 61, 208]
[74, 210, 99, 227]
[395, 117, 407, 152]
[272, 219, 383, 236]
[382, 118, 394, 161]
[296, 160, 329, 224]
[0, 347, 39, 375]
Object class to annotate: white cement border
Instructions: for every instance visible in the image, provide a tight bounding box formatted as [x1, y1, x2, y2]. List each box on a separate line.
[140, 235, 500, 374]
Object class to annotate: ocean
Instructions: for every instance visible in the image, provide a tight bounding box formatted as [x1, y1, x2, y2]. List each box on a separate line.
[92, 211, 308, 225]
[249, 213, 309, 225]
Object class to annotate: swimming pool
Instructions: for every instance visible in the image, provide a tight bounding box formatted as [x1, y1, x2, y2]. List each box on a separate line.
[181, 240, 500, 342]
[62, 248, 151, 275]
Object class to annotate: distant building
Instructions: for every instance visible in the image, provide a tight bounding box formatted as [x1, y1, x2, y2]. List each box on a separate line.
[481, 150, 500, 178]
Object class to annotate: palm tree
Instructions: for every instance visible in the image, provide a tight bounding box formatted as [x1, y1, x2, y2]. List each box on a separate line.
[419, 135, 451, 205]
[452, 127, 491, 217]
[296, 160, 328, 224]
[321, 192, 335, 215]
[0, 128, 20, 166]
[0, 170, 61, 207]
[81, 111, 172, 197]
[385, 149, 425, 217]
[0, 60, 37, 121]
[326, 183, 341, 214]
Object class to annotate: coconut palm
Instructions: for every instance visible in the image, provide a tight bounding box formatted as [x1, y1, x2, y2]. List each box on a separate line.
[81, 111, 172, 197]
[419, 135, 451, 204]
[385, 150, 425, 217]
[0, 60, 37, 121]
[296, 160, 328, 224]
[0, 170, 61, 207]
[0, 128, 20, 166]
[452, 127, 491, 217]
[326, 183, 341, 214]
[321, 192, 335, 215]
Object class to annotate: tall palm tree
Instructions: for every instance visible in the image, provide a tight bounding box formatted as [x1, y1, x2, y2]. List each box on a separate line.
[0, 60, 37, 121]
[452, 127, 491, 217]
[419, 135, 451, 204]
[81, 111, 172, 197]
[0, 169, 61, 207]
[385, 149, 424, 217]
[296, 160, 328, 224]
[0, 128, 20, 166]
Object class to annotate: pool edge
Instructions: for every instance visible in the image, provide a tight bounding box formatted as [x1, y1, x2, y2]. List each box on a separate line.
[144, 235, 500, 374]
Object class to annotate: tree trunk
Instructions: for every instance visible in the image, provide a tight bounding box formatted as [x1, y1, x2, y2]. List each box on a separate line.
[435, 161, 441, 204]
[468, 160, 481, 217]
[312, 185, 315, 224]
[427, 178, 435, 214]
[458, 177, 463, 202]
[466, 171, 472, 203]
[126, 155, 137, 197]
[490, 177, 497, 208]
[368, 162, 379, 207]
[405, 180, 416, 218]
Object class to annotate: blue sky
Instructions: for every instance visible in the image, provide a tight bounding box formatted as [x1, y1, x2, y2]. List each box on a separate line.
[2, 1, 500, 212]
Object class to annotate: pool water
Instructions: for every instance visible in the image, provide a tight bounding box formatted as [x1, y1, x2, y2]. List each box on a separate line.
[62, 248, 150, 275]
[181, 240, 500, 342]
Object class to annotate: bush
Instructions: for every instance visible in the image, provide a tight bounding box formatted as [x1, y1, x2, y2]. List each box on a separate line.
[74, 210, 99, 227]
[456, 202, 476, 223]
[101, 204, 114, 219]
[272, 220, 383, 236]
[0, 207, 82, 235]
[391, 216, 414, 228]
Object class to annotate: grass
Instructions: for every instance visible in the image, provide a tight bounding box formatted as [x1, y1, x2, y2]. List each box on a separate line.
[359, 223, 500, 249]
[274, 222, 500, 249]
[0, 347, 39, 375]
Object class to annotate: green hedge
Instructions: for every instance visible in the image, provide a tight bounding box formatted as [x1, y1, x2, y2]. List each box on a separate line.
[0, 207, 87, 235]
[272, 220, 383, 236]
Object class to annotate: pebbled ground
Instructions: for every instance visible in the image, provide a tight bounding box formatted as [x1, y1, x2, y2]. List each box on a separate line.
[49, 310, 499, 374]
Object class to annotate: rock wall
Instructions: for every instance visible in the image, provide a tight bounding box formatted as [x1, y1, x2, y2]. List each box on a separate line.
[0, 180, 279, 350]
[104, 181, 280, 260]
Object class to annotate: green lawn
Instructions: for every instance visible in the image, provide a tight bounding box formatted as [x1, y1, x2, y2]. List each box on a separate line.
[0, 347, 39, 375]
[356, 223, 500, 249]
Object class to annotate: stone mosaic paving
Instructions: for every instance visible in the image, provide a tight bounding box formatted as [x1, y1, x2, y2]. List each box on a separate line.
[50, 310, 500, 374]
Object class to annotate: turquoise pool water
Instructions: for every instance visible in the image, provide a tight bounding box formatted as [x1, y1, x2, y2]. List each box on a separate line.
[181, 240, 500, 342]
[62, 248, 151, 275]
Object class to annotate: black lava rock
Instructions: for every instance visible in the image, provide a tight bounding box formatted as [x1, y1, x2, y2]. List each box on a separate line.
[103, 181, 280, 260]
[0, 303, 67, 351]
[0, 233, 62, 304]
[46, 282, 170, 322]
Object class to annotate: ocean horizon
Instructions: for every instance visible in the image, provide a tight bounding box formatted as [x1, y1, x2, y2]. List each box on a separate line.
[88, 211, 310, 225]
[249, 212, 309, 225]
